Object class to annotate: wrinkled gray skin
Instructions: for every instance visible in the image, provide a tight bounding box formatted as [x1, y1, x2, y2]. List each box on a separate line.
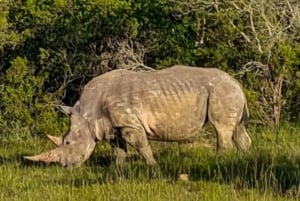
[24, 65, 251, 168]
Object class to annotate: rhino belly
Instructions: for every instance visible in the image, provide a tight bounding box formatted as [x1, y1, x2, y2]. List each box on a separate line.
[139, 93, 208, 142]
[147, 115, 205, 141]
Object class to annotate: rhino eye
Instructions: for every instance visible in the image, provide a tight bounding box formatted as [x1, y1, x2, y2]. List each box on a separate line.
[65, 140, 70, 145]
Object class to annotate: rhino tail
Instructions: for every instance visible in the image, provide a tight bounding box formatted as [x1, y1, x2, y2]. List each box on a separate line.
[242, 100, 250, 122]
[233, 102, 251, 151]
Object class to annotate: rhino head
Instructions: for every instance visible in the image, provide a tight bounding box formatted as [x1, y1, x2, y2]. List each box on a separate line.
[24, 103, 96, 168]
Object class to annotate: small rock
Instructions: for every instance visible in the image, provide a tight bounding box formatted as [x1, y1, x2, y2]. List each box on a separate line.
[179, 173, 189, 181]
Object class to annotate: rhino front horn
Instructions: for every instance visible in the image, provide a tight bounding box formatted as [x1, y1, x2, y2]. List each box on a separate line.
[47, 135, 63, 146]
[24, 149, 60, 163]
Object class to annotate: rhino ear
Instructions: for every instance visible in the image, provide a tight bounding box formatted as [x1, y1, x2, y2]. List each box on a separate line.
[73, 101, 80, 113]
[58, 105, 73, 115]
[57, 101, 80, 115]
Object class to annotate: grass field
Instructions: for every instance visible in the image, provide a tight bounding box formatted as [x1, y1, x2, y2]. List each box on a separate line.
[1, 124, 300, 201]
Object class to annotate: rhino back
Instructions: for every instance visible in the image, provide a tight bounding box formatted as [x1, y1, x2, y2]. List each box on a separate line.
[80, 66, 245, 141]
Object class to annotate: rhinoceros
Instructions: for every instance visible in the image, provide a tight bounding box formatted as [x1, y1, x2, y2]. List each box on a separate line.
[24, 65, 251, 168]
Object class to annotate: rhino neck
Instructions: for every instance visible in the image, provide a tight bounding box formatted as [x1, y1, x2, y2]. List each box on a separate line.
[88, 117, 114, 141]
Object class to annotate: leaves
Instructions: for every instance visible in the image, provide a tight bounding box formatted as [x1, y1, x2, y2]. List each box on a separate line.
[0, 0, 299, 137]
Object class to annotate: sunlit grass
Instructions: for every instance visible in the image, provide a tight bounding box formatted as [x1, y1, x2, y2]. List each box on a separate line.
[1, 124, 300, 201]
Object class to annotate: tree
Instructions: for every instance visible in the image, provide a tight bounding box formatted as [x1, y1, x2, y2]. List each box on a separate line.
[0, 0, 299, 138]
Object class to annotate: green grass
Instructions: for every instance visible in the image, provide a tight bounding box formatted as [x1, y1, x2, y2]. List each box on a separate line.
[1, 124, 300, 201]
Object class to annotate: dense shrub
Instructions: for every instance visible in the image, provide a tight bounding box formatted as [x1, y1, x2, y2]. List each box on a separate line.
[0, 56, 65, 138]
[0, 0, 299, 137]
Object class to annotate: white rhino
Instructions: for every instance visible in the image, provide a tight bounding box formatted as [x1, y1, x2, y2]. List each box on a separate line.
[24, 65, 251, 168]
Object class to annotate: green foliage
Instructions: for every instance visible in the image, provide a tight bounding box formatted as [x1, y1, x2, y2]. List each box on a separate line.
[0, 0, 299, 138]
[0, 57, 64, 138]
[0, 3, 20, 50]
[275, 44, 300, 121]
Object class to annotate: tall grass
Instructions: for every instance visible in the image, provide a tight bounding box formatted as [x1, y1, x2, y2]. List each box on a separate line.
[1, 124, 300, 201]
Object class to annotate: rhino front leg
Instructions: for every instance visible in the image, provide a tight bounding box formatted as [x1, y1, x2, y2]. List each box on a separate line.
[120, 127, 157, 166]
[110, 136, 127, 165]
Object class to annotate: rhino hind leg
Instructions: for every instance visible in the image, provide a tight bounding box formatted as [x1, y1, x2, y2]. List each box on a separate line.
[212, 123, 235, 153]
[110, 135, 128, 165]
[210, 117, 251, 153]
[120, 126, 157, 166]
[233, 123, 251, 151]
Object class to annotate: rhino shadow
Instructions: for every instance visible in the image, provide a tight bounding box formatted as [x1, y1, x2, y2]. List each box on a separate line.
[87, 154, 113, 167]
[87, 152, 144, 167]
[0, 156, 16, 164]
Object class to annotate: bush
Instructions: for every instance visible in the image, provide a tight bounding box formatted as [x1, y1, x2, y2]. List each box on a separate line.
[0, 0, 299, 138]
[0, 57, 65, 138]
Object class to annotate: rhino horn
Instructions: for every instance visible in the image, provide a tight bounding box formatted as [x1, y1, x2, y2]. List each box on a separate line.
[47, 135, 63, 146]
[24, 149, 60, 163]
